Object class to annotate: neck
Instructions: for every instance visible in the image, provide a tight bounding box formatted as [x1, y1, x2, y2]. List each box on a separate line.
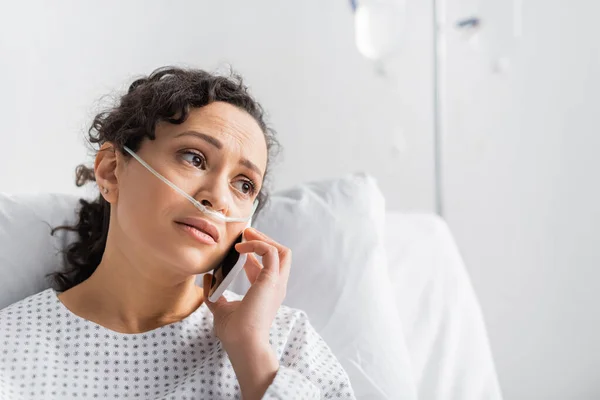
[59, 234, 205, 334]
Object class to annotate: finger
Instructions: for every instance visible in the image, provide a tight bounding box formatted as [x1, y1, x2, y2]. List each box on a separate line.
[235, 240, 280, 280]
[279, 252, 292, 284]
[243, 253, 263, 284]
[243, 229, 290, 258]
[242, 230, 292, 289]
[243, 228, 284, 251]
[202, 273, 227, 312]
[243, 228, 292, 266]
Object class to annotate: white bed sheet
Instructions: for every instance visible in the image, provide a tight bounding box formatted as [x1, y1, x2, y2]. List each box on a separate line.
[0, 189, 502, 399]
[384, 212, 503, 400]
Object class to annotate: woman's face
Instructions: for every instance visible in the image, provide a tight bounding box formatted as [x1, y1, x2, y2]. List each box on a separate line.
[109, 101, 268, 277]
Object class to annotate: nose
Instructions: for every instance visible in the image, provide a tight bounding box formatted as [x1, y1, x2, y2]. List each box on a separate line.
[199, 198, 228, 214]
[194, 177, 231, 216]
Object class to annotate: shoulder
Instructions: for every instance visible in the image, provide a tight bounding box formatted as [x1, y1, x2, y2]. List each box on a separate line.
[0, 289, 57, 329]
[0, 289, 58, 369]
[0, 288, 55, 316]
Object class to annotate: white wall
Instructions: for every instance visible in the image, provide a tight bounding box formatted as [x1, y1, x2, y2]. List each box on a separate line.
[443, 0, 600, 398]
[8, 1, 597, 399]
[0, 0, 435, 211]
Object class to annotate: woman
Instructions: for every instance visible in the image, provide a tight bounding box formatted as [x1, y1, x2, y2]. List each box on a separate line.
[0, 67, 355, 399]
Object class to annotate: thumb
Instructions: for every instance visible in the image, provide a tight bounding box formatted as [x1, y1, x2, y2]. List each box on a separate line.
[202, 273, 228, 313]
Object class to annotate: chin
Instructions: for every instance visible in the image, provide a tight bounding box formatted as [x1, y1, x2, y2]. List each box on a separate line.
[169, 247, 220, 275]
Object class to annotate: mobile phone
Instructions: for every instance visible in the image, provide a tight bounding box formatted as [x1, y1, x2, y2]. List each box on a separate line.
[208, 222, 251, 302]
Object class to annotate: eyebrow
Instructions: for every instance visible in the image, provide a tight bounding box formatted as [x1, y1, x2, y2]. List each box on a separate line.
[174, 130, 264, 178]
[175, 130, 223, 149]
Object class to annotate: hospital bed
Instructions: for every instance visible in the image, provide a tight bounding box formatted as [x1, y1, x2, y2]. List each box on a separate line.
[0, 174, 502, 399]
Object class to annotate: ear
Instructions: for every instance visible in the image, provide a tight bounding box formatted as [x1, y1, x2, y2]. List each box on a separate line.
[94, 142, 120, 203]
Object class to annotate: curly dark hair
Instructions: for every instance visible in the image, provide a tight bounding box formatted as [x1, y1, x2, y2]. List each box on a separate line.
[49, 66, 280, 292]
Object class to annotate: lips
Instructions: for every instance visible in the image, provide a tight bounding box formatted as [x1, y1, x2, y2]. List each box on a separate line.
[175, 217, 220, 243]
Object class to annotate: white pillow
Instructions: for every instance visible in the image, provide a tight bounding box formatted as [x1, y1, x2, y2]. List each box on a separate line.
[0, 174, 416, 399]
[0, 192, 80, 308]
[226, 174, 417, 399]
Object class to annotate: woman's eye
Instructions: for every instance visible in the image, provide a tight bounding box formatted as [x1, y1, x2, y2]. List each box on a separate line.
[233, 180, 256, 195]
[181, 151, 206, 169]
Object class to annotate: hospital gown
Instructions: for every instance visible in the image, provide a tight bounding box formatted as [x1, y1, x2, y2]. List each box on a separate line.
[0, 288, 355, 399]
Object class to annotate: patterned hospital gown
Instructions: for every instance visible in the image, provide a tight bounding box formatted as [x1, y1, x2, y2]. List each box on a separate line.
[0, 289, 355, 399]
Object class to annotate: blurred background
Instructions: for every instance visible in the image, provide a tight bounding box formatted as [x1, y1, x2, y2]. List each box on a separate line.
[0, 1, 598, 398]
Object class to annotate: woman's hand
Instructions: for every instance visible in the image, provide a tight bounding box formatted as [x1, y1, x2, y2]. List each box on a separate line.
[202, 227, 292, 347]
[202, 227, 292, 400]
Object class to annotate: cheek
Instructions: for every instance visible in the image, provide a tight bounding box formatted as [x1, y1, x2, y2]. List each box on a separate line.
[115, 172, 180, 240]
[223, 224, 247, 247]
